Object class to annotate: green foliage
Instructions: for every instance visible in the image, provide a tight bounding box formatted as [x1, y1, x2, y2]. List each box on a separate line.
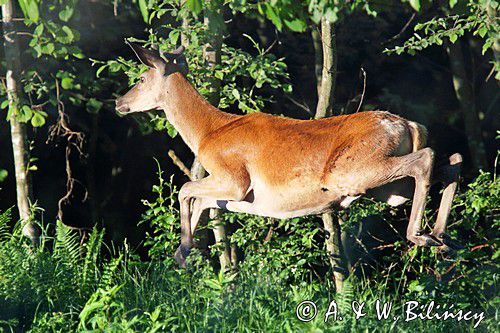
[386, 0, 500, 79]
[93, 5, 291, 136]
[139, 160, 180, 262]
[0, 169, 7, 183]
[0, 0, 86, 128]
[0, 166, 499, 331]
[0, 212, 106, 332]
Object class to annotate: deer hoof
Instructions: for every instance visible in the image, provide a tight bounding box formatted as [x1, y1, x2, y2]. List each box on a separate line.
[174, 245, 191, 268]
[434, 233, 464, 251]
[409, 234, 443, 247]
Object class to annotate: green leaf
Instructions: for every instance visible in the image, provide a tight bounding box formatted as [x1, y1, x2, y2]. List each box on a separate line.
[186, 0, 203, 15]
[61, 77, 74, 89]
[296, 259, 306, 266]
[96, 65, 107, 78]
[31, 112, 45, 127]
[0, 100, 9, 109]
[72, 51, 85, 59]
[482, 39, 493, 55]
[214, 71, 224, 80]
[86, 98, 103, 114]
[61, 26, 75, 43]
[41, 43, 55, 54]
[477, 26, 488, 38]
[138, 0, 149, 23]
[26, 0, 40, 22]
[284, 19, 307, 32]
[449, 0, 457, 8]
[0, 0, 7, 5]
[409, 0, 420, 11]
[59, 6, 74, 22]
[231, 89, 240, 100]
[264, 4, 282, 31]
[34, 24, 44, 36]
[19, 105, 33, 122]
[449, 33, 458, 43]
[166, 122, 177, 138]
[0, 169, 7, 183]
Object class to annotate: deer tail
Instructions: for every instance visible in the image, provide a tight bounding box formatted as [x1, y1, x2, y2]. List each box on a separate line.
[408, 121, 428, 152]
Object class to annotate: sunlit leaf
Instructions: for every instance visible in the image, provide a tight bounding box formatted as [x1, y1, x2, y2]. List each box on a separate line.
[138, 0, 148, 23]
[409, 0, 420, 11]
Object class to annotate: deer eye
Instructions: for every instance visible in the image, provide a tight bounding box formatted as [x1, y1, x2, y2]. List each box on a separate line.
[139, 76, 145, 83]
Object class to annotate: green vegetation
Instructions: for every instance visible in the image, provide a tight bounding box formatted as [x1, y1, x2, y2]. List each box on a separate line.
[0, 162, 498, 332]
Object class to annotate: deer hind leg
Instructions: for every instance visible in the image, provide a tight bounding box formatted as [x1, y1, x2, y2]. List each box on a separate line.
[175, 175, 249, 267]
[431, 153, 463, 246]
[381, 147, 441, 247]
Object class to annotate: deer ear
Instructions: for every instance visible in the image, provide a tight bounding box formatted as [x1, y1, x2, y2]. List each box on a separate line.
[163, 45, 185, 61]
[163, 45, 188, 75]
[127, 41, 165, 71]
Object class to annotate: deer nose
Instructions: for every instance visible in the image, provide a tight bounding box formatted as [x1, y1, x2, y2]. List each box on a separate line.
[115, 99, 130, 114]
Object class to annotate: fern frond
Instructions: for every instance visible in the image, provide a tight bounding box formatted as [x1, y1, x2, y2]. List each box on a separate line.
[54, 220, 81, 269]
[0, 208, 13, 243]
[99, 255, 122, 290]
[81, 226, 104, 290]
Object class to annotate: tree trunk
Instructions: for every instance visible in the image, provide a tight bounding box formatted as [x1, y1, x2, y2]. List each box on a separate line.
[2, 1, 38, 242]
[313, 18, 344, 292]
[446, 40, 487, 170]
[315, 18, 337, 119]
[202, 0, 232, 271]
[311, 27, 323, 96]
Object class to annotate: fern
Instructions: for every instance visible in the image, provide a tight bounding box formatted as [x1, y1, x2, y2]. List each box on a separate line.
[54, 220, 81, 270]
[81, 226, 104, 291]
[99, 255, 122, 290]
[0, 208, 12, 243]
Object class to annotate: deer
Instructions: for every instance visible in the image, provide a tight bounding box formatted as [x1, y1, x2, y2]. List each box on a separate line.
[115, 42, 463, 268]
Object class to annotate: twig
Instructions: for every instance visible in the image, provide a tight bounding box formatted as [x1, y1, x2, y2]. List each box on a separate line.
[263, 32, 279, 55]
[382, 13, 416, 46]
[285, 94, 313, 115]
[485, 64, 495, 82]
[355, 67, 367, 113]
[168, 149, 192, 180]
[264, 222, 274, 243]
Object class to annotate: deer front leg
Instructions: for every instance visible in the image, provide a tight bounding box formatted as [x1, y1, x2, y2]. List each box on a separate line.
[175, 175, 249, 267]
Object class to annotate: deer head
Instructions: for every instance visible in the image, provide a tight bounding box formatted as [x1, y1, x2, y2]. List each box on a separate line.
[115, 42, 188, 114]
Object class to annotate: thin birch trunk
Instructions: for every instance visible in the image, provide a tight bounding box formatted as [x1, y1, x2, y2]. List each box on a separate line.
[313, 18, 344, 292]
[315, 18, 337, 119]
[203, 0, 232, 271]
[2, 1, 38, 242]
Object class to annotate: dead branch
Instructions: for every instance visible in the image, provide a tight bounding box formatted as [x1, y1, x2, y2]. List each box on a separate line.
[46, 78, 86, 224]
[355, 68, 367, 113]
[168, 149, 193, 180]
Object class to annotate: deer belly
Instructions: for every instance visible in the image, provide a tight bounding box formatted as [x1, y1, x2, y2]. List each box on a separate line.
[223, 183, 339, 219]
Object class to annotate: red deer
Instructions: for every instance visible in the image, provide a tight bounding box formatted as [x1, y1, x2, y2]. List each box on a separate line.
[115, 43, 462, 267]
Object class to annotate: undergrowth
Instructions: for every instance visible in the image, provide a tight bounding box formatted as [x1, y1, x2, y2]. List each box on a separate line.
[0, 164, 498, 332]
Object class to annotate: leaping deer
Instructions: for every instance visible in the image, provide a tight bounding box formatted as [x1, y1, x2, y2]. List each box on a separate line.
[115, 43, 462, 267]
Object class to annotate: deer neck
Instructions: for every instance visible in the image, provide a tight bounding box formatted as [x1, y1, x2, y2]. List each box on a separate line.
[160, 73, 235, 155]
